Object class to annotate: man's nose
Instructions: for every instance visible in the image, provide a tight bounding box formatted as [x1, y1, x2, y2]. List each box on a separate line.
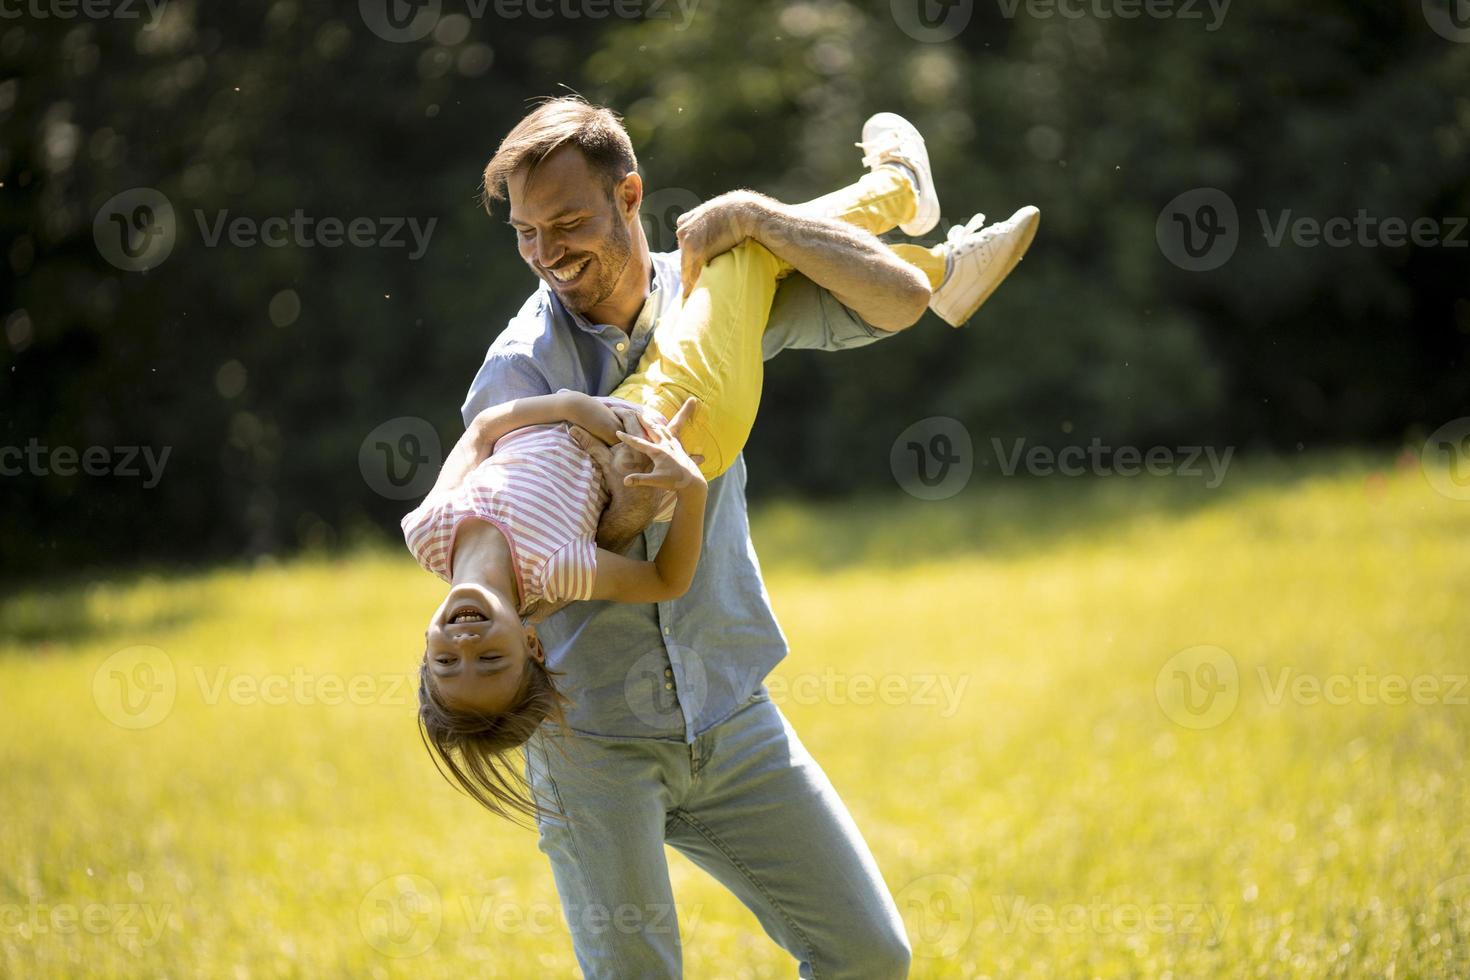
[537, 232, 564, 267]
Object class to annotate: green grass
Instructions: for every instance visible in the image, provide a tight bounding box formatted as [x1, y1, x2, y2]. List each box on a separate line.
[3, 453, 1468, 978]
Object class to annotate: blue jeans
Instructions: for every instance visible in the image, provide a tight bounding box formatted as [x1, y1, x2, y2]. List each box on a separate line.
[523, 691, 912, 978]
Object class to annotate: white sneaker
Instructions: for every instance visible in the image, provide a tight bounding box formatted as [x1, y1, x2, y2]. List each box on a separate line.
[930, 206, 1040, 327]
[856, 112, 940, 237]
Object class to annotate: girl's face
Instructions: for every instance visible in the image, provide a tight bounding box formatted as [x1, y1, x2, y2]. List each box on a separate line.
[423, 582, 543, 715]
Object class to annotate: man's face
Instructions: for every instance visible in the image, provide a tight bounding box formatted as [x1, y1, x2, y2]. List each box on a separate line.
[506, 146, 635, 315]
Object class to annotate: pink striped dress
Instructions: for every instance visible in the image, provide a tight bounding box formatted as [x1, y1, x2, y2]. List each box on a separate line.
[400, 399, 673, 618]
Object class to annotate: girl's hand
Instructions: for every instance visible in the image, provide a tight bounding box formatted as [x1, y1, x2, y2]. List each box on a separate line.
[615, 398, 706, 494]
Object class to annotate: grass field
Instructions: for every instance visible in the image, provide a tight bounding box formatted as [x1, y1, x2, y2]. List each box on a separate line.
[3, 452, 1468, 978]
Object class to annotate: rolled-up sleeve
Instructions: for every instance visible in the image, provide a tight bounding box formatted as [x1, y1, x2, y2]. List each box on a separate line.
[759, 271, 898, 359]
[461, 349, 554, 427]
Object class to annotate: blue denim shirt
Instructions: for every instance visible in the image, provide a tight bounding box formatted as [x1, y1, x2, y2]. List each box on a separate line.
[461, 251, 895, 742]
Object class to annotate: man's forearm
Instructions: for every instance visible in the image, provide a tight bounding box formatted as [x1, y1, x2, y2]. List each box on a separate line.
[747, 195, 930, 331]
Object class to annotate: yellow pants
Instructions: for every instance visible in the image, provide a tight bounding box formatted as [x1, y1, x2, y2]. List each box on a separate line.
[612, 168, 948, 479]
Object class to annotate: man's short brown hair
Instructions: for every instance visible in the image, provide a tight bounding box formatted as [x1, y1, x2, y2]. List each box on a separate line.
[481, 96, 638, 210]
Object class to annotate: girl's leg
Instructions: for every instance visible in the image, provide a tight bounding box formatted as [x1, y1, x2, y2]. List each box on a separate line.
[612, 167, 941, 480]
[793, 166, 917, 238]
[613, 239, 787, 480]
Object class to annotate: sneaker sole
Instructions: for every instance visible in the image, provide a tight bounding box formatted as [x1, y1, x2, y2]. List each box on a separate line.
[939, 207, 1039, 327]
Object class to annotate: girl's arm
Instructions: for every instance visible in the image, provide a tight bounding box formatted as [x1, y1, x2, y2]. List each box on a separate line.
[589, 399, 709, 603]
[424, 391, 623, 499]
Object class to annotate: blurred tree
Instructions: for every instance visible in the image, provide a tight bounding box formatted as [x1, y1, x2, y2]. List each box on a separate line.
[1, 0, 1467, 576]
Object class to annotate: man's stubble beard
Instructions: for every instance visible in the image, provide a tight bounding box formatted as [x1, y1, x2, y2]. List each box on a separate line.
[568, 216, 633, 315]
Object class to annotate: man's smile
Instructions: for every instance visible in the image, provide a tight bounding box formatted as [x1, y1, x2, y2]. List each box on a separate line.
[546, 256, 590, 284]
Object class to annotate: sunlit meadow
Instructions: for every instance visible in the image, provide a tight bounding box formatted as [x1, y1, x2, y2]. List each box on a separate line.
[2, 453, 1467, 978]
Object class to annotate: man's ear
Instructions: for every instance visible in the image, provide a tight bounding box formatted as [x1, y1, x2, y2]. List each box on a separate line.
[616, 171, 643, 221]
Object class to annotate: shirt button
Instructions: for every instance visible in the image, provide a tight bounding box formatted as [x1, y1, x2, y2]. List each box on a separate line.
[616, 341, 627, 352]
[664, 682, 673, 690]
[663, 626, 671, 635]
[664, 668, 673, 678]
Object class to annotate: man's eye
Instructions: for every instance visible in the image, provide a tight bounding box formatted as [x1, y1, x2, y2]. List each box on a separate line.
[560, 219, 583, 231]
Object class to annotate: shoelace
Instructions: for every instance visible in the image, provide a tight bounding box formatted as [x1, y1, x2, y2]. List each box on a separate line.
[946, 213, 989, 247]
[855, 131, 911, 171]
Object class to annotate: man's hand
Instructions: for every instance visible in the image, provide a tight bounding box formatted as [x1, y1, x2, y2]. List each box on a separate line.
[570, 416, 668, 554]
[675, 190, 765, 300]
[615, 398, 705, 494]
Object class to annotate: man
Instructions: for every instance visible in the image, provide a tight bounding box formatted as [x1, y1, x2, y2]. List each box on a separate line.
[462, 96, 1035, 977]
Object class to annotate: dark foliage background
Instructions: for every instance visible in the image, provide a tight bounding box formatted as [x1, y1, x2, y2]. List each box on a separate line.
[2, 0, 1467, 576]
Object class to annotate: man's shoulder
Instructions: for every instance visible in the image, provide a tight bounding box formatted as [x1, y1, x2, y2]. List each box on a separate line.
[487, 285, 560, 359]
